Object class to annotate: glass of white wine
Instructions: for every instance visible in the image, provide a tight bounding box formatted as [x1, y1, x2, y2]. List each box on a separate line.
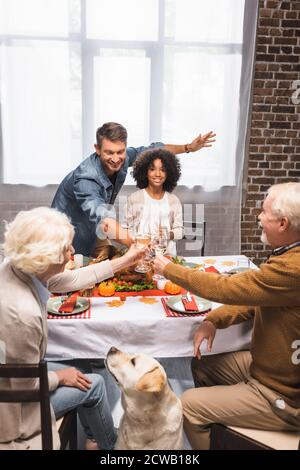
[151, 233, 168, 281]
[134, 225, 151, 273]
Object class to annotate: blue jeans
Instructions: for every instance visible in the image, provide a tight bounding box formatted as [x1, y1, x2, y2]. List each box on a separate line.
[47, 362, 117, 450]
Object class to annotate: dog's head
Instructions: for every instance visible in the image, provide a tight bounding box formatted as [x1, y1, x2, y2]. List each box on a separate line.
[106, 346, 167, 393]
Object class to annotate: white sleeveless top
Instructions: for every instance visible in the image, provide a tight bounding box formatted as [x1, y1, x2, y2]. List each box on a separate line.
[138, 190, 176, 256]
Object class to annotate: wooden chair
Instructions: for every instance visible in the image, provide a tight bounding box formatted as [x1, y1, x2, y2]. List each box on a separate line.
[0, 360, 77, 450]
[210, 423, 300, 450]
[177, 220, 206, 257]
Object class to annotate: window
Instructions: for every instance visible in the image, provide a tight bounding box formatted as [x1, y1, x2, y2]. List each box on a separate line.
[0, 0, 255, 189]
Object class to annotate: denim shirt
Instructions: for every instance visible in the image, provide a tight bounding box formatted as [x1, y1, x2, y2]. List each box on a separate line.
[52, 143, 163, 256]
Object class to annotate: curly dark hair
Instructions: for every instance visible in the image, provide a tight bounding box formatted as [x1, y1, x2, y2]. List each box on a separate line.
[132, 147, 181, 192]
[132, 148, 181, 192]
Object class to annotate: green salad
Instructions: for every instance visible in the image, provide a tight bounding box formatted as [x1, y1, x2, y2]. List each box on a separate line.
[113, 281, 155, 292]
[171, 256, 185, 265]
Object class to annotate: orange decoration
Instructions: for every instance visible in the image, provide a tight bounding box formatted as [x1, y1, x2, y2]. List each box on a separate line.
[164, 281, 181, 295]
[139, 297, 158, 304]
[105, 300, 124, 308]
[98, 281, 115, 297]
[221, 260, 236, 267]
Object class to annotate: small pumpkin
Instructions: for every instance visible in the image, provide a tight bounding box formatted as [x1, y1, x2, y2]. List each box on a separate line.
[98, 281, 115, 297]
[164, 281, 181, 295]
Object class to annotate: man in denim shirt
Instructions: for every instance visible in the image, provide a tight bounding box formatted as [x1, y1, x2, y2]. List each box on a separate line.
[52, 122, 215, 256]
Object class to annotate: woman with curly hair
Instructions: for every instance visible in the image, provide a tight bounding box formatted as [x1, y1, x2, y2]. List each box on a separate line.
[124, 148, 183, 256]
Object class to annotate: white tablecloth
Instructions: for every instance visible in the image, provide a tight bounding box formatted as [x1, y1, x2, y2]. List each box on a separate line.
[46, 255, 254, 361]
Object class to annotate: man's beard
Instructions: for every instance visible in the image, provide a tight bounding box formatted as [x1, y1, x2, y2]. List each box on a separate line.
[259, 223, 269, 245]
[260, 231, 269, 245]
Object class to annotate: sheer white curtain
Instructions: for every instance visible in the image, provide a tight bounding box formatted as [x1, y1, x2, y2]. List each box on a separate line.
[0, 0, 258, 254]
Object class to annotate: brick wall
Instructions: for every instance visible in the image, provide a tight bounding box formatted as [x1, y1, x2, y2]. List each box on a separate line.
[241, 0, 300, 265]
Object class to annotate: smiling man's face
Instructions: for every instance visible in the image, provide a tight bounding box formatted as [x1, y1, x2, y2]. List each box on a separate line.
[95, 137, 126, 177]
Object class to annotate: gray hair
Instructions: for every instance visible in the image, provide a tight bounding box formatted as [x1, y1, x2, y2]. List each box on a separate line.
[3, 207, 74, 275]
[268, 182, 300, 233]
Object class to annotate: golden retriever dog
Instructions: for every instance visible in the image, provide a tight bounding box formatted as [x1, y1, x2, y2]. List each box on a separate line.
[106, 347, 184, 450]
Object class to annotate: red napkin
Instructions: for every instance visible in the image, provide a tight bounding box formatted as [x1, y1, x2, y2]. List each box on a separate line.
[58, 294, 77, 313]
[161, 297, 207, 317]
[181, 294, 199, 312]
[205, 266, 219, 273]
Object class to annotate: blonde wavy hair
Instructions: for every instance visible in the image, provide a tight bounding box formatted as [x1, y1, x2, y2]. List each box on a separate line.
[268, 182, 300, 233]
[3, 207, 74, 275]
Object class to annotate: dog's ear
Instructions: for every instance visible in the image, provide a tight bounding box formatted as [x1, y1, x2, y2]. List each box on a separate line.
[135, 366, 166, 393]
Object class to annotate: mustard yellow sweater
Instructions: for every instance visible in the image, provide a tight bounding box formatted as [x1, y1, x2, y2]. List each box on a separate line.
[164, 248, 300, 407]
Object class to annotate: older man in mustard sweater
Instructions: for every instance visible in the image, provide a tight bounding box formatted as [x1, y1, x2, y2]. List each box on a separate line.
[154, 182, 300, 450]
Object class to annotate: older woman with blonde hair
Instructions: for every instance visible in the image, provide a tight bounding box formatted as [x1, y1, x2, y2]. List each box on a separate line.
[0, 207, 144, 450]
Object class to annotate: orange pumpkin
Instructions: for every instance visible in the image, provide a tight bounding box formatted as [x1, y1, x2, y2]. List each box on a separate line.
[164, 281, 181, 295]
[98, 281, 115, 297]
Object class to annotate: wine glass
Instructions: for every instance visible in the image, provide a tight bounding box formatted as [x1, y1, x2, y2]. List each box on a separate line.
[151, 232, 168, 281]
[134, 224, 151, 273]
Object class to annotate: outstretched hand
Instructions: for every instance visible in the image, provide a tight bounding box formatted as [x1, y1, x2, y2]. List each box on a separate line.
[193, 320, 216, 360]
[124, 243, 148, 265]
[153, 254, 172, 276]
[189, 131, 216, 152]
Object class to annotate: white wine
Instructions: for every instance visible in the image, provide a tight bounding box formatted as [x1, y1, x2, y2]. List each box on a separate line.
[136, 236, 150, 248]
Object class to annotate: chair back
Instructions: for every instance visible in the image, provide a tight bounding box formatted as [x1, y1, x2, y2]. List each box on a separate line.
[0, 361, 53, 449]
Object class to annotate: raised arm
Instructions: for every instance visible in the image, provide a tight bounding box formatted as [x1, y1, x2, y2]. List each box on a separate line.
[164, 131, 216, 155]
[48, 245, 145, 293]
[161, 256, 300, 307]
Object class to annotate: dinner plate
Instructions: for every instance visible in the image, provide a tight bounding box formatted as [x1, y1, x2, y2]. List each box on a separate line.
[166, 295, 212, 314]
[182, 262, 199, 269]
[226, 267, 252, 274]
[47, 296, 90, 316]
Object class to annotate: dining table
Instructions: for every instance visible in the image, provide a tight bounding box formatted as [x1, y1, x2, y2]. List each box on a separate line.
[46, 255, 256, 362]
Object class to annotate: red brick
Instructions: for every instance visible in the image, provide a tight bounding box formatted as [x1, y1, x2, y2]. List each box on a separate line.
[264, 97, 277, 104]
[287, 131, 298, 137]
[261, 18, 281, 27]
[242, 0, 300, 265]
[274, 37, 297, 45]
[276, 55, 300, 63]
[264, 170, 287, 177]
[283, 162, 295, 169]
[266, 154, 288, 161]
[265, 1, 279, 8]
[285, 11, 298, 19]
[270, 162, 283, 169]
[282, 29, 295, 37]
[282, 20, 300, 28]
[250, 137, 266, 145]
[269, 121, 291, 129]
[266, 138, 288, 144]
[260, 8, 273, 18]
[249, 154, 265, 161]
